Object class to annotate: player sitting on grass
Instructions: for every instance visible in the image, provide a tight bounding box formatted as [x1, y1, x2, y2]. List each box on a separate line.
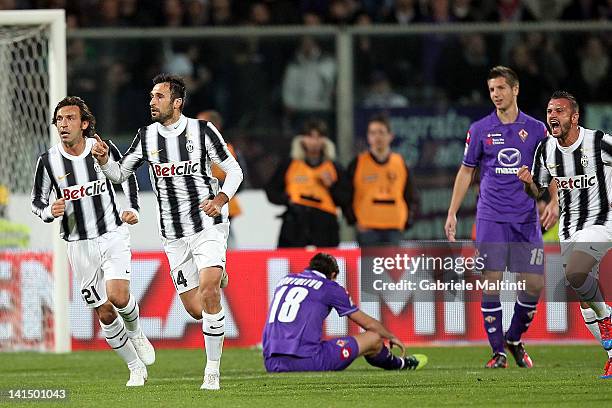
[263, 252, 427, 372]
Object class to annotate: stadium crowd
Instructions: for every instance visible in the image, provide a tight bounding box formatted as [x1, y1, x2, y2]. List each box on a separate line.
[2, 1, 611, 220]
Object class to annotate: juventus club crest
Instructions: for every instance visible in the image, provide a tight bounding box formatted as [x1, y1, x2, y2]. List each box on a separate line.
[186, 139, 194, 153]
[581, 154, 589, 168]
[518, 129, 528, 142]
[93, 162, 102, 173]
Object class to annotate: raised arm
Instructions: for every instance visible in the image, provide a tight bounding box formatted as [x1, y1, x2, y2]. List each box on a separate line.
[108, 140, 140, 224]
[93, 130, 145, 184]
[519, 139, 550, 200]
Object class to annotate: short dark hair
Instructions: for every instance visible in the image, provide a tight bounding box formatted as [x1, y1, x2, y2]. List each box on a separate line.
[52, 96, 96, 138]
[368, 113, 392, 132]
[308, 253, 339, 279]
[302, 118, 328, 137]
[152, 73, 187, 111]
[487, 65, 519, 88]
[550, 90, 579, 113]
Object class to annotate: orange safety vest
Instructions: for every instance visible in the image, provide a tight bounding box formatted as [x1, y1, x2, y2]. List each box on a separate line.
[211, 143, 242, 218]
[353, 151, 408, 230]
[285, 159, 338, 215]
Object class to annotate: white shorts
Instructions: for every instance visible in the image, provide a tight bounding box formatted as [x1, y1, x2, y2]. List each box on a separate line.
[67, 225, 131, 309]
[161, 223, 229, 294]
[561, 225, 612, 277]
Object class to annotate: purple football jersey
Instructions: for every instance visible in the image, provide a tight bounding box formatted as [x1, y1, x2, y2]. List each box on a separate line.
[462, 110, 547, 223]
[263, 269, 359, 358]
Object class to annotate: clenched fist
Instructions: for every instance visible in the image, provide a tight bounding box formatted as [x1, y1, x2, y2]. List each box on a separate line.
[200, 193, 228, 218]
[517, 165, 533, 185]
[51, 198, 65, 218]
[121, 210, 139, 225]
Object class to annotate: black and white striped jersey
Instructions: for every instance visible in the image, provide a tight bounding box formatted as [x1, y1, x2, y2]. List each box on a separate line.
[532, 127, 612, 240]
[100, 115, 243, 240]
[31, 138, 140, 242]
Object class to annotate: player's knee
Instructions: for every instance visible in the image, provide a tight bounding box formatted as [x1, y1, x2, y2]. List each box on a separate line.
[186, 306, 203, 320]
[107, 291, 129, 309]
[365, 331, 383, 351]
[96, 303, 118, 325]
[566, 271, 587, 288]
[198, 283, 220, 302]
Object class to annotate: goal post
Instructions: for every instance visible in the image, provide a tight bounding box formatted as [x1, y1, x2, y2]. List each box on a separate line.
[0, 9, 68, 353]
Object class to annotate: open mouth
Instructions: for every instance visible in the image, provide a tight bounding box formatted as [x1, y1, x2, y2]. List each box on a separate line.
[60, 130, 70, 137]
[549, 119, 560, 132]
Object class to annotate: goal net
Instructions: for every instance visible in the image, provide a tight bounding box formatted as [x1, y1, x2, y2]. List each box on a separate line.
[0, 10, 67, 352]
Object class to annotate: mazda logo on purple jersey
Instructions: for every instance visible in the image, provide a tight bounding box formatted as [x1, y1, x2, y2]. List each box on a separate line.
[497, 148, 521, 167]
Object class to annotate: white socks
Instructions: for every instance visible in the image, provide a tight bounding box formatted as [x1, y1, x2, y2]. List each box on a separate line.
[202, 308, 225, 371]
[581, 307, 612, 358]
[100, 317, 140, 365]
[117, 295, 141, 337]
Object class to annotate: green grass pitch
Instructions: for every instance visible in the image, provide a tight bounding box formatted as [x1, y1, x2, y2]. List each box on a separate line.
[0, 345, 609, 407]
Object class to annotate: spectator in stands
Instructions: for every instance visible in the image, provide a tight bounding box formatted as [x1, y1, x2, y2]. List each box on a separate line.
[248, 1, 272, 25]
[451, 0, 482, 22]
[487, 0, 537, 64]
[185, 0, 211, 26]
[162, 0, 185, 26]
[421, 0, 455, 85]
[571, 35, 611, 102]
[91, 0, 125, 27]
[266, 118, 344, 248]
[211, 0, 235, 25]
[303, 10, 324, 24]
[524, 32, 567, 91]
[384, 0, 423, 23]
[344, 114, 417, 247]
[282, 36, 336, 136]
[439, 33, 490, 104]
[353, 11, 377, 86]
[509, 42, 550, 117]
[327, 0, 360, 24]
[361, 71, 408, 108]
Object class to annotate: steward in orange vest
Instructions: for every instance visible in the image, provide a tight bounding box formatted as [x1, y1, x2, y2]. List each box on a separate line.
[266, 119, 344, 248]
[344, 114, 417, 247]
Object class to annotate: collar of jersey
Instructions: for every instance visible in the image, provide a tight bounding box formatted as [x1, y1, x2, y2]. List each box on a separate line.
[157, 114, 187, 138]
[555, 126, 584, 154]
[306, 269, 327, 279]
[58, 137, 92, 160]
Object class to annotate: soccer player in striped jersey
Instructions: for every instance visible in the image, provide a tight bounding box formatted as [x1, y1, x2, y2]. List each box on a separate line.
[518, 90, 612, 379]
[31, 96, 155, 386]
[91, 74, 243, 390]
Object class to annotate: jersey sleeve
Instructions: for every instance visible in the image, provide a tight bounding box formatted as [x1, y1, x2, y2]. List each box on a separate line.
[203, 121, 243, 199]
[108, 140, 140, 213]
[462, 125, 482, 168]
[327, 283, 359, 317]
[600, 132, 612, 165]
[30, 156, 55, 223]
[532, 139, 551, 189]
[100, 129, 145, 183]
